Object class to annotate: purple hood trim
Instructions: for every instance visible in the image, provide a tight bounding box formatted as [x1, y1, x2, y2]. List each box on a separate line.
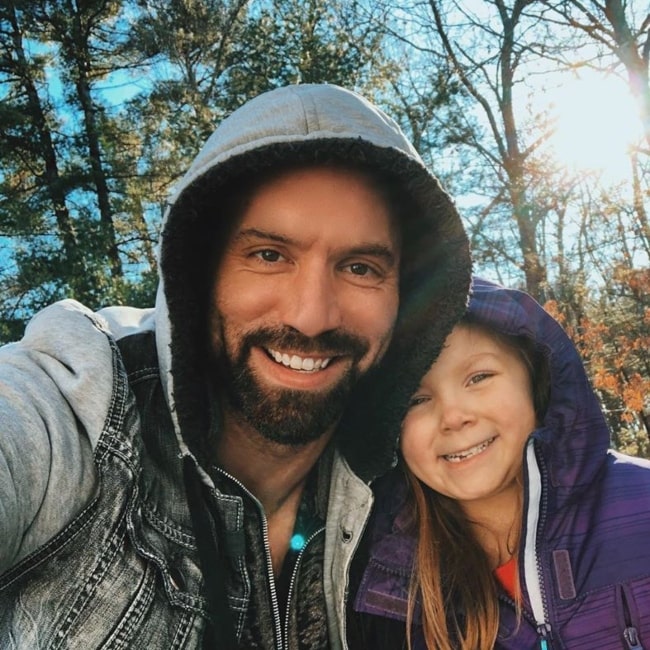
[467, 277, 610, 506]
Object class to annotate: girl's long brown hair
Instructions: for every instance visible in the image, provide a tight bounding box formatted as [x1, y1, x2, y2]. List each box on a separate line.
[405, 322, 548, 649]
[406, 469, 501, 649]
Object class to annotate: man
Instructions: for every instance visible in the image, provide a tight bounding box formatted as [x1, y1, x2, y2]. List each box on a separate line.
[0, 84, 471, 648]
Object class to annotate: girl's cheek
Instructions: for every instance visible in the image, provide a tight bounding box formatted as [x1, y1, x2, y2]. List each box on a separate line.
[399, 421, 422, 459]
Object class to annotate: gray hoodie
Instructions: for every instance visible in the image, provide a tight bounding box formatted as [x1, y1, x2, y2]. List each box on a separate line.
[0, 84, 470, 648]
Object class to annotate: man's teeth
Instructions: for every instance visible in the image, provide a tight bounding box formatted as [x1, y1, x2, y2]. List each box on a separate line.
[268, 348, 332, 371]
[444, 437, 496, 463]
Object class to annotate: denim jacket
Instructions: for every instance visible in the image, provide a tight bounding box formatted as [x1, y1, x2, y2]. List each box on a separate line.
[0, 303, 207, 647]
[0, 301, 376, 648]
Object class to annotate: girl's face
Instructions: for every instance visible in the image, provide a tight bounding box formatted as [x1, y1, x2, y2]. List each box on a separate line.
[401, 324, 537, 516]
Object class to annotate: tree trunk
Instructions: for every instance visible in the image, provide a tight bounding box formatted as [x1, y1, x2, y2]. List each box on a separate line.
[67, 2, 123, 278]
[7, 3, 89, 291]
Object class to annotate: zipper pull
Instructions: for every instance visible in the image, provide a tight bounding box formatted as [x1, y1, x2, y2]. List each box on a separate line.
[537, 622, 552, 650]
[624, 626, 645, 650]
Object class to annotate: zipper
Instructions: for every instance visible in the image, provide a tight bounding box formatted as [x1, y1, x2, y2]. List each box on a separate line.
[283, 526, 326, 644]
[522, 440, 554, 649]
[498, 590, 552, 647]
[618, 584, 645, 650]
[214, 467, 284, 650]
[260, 503, 284, 650]
[625, 627, 644, 650]
[537, 622, 552, 649]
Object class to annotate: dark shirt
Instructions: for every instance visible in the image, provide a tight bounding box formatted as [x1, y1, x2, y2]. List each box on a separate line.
[211, 448, 332, 649]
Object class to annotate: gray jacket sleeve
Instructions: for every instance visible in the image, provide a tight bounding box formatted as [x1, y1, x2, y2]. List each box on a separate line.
[0, 300, 115, 573]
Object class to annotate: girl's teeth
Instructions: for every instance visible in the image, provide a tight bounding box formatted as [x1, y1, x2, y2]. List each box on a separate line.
[444, 437, 496, 462]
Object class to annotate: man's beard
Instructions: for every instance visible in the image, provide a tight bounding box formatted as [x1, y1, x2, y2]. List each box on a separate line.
[215, 325, 370, 446]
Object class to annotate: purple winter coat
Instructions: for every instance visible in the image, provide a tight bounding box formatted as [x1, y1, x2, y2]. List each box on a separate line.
[353, 278, 650, 649]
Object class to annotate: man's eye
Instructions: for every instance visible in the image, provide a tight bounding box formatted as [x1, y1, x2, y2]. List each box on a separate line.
[347, 262, 377, 277]
[350, 263, 369, 275]
[254, 250, 283, 263]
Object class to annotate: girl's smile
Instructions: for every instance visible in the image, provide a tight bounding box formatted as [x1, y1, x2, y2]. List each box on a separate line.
[441, 435, 497, 463]
[401, 323, 537, 517]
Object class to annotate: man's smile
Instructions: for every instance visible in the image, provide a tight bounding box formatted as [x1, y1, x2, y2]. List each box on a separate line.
[266, 347, 333, 372]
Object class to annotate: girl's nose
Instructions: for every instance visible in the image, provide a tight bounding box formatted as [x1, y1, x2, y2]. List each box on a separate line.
[439, 395, 474, 433]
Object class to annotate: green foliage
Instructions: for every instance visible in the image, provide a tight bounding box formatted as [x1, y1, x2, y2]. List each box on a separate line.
[228, 0, 389, 92]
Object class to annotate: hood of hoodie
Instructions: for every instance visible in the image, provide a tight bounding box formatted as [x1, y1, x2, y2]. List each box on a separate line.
[467, 278, 610, 507]
[155, 83, 471, 482]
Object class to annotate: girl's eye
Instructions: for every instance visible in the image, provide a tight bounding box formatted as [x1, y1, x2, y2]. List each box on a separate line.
[468, 372, 493, 385]
[408, 395, 429, 408]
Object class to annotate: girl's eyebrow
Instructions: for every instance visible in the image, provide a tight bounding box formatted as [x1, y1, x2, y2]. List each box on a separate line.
[234, 228, 398, 267]
[460, 351, 501, 367]
[466, 350, 499, 360]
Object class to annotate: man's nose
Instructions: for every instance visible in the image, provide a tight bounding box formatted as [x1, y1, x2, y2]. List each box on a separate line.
[281, 265, 342, 337]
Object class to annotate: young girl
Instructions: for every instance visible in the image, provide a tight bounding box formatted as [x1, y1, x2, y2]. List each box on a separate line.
[350, 278, 650, 649]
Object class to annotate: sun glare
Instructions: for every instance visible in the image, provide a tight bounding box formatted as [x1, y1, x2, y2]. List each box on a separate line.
[546, 70, 642, 181]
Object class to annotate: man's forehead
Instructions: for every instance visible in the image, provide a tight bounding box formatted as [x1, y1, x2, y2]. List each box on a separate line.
[230, 169, 401, 247]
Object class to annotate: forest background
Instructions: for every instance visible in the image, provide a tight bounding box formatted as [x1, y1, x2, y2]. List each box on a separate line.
[1, 0, 649, 455]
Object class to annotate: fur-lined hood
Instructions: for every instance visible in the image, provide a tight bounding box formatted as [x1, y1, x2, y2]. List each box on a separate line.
[155, 83, 471, 482]
[466, 278, 611, 504]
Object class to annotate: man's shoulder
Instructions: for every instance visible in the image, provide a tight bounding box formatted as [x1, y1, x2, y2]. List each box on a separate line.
[1, 300, 155, 451]
[97, 304, 156, 340]
[23, 298, 111, 342]
[4, 299, 116, 376]
[15, 299, 157, 368]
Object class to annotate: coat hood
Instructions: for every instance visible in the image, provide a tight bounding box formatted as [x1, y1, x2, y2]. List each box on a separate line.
[155, 83, 471, 481]
[467, 278, 610, 505]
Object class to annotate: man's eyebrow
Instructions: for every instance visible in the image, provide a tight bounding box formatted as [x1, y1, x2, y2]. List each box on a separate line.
[234, 228, 397, 266]
[346, 244, 397, 267]
[234, 227, 291, 244]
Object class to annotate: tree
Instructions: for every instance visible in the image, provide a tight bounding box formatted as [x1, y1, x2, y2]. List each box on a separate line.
[1, 1, 86, 333]
[0, 0, 161, 337]
[228, 0, 392, 92]
[382, 0, 575, 300]
[371, 0, 649, 449]
[546, 0, 650, 148]
[45, 0, 125, 276]
[547, 266, 650, 456]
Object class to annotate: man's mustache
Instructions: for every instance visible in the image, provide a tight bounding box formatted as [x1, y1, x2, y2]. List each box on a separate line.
[240, 326, 369, 361]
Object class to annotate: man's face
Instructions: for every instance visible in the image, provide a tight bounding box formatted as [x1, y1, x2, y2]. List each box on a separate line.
[210, 166, 401, 446]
